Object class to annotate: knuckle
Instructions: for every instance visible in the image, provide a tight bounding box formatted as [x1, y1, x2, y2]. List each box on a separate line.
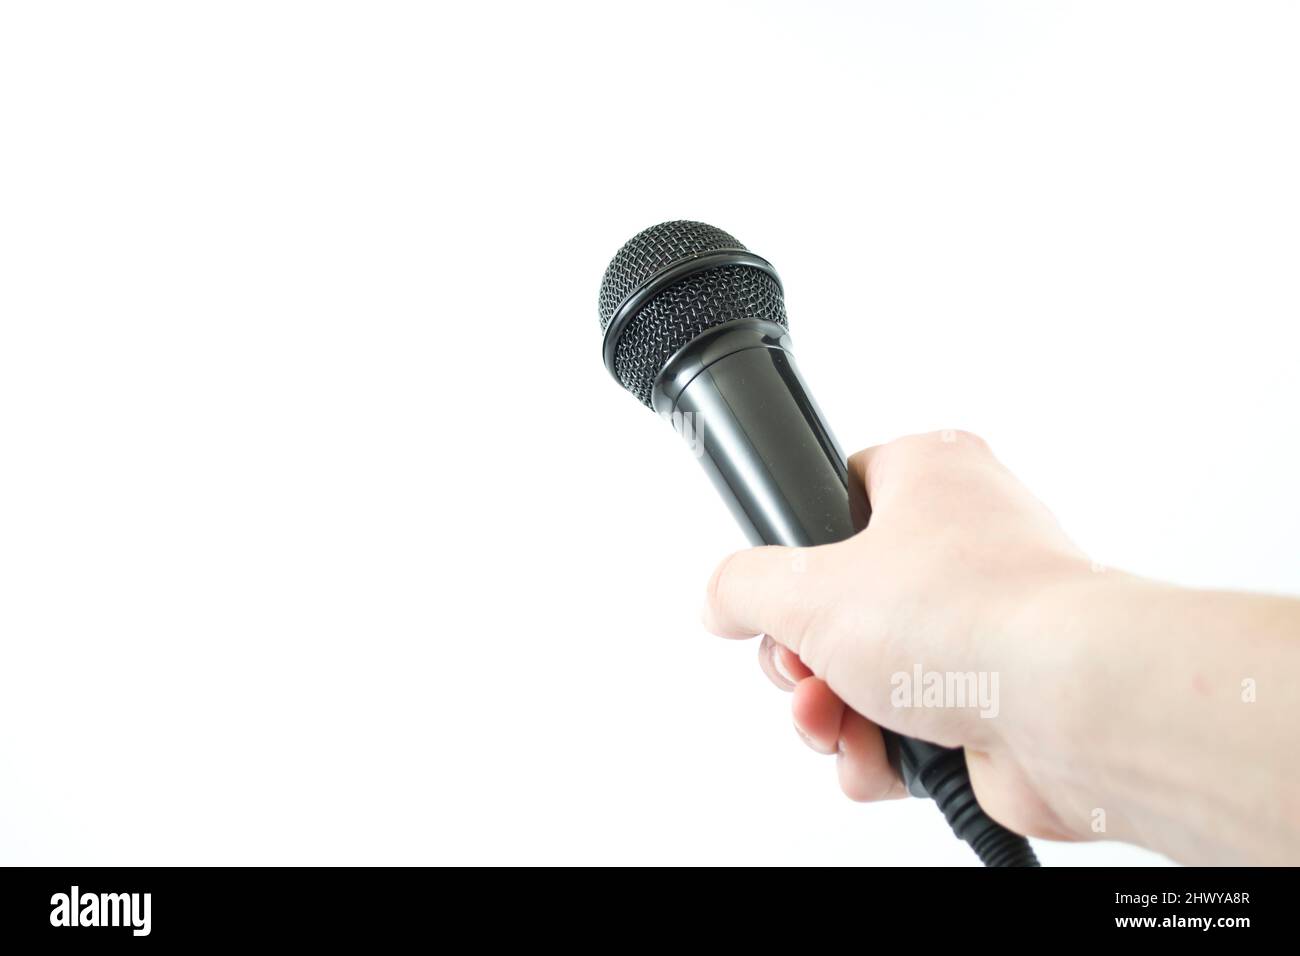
[948, 429, 989, 450]
[846, 446, 874, 474]
[882, 432, 932, 463]
[882, 431, 992, 476]
[930, 428, 990, 453]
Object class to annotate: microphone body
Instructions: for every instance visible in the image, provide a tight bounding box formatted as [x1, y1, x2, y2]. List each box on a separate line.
[652, 319, 847, 547]
[599, 221, 1038, 866]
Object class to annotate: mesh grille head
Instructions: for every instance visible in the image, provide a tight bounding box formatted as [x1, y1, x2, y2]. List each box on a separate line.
[599, 221, 787, 406]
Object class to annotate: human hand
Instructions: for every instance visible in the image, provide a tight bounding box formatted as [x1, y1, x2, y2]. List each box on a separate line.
[701, 430, 1099, 842]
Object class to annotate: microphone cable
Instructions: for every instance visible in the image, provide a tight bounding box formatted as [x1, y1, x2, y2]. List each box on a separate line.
[899, 742, 1040, 866]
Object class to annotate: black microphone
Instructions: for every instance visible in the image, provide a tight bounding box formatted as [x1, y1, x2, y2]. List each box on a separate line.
[598, 220, 1039, 867]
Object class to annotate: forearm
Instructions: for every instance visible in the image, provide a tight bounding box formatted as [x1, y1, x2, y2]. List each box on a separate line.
[1017, 572, 1300, 864]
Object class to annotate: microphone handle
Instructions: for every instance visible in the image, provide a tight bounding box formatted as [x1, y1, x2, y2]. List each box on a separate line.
[653, 319, 1038, 867]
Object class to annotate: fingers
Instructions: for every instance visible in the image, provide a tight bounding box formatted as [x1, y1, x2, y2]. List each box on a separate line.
[791, 677, 844, 754]
[750, 604, 908, 804]
[837, 709, 907, 802]
[702, 545, 833, 652]
[787, 676, 905, 801]
[757, 634, 812, 691]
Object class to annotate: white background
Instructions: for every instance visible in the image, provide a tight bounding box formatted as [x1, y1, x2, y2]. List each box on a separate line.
[1, 2, 1296, 865]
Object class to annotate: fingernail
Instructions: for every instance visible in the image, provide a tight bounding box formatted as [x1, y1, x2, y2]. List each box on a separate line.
[794, 722, 835, 755]
[770, 641, 797, 687]
[762, 635, 795, 690]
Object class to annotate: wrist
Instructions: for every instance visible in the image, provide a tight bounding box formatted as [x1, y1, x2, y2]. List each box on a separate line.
[989, 565, 1159, 841]
[994, 569, 1300, 861]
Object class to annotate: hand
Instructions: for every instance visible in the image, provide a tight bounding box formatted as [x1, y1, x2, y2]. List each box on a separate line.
[702, 430, 1104, 844]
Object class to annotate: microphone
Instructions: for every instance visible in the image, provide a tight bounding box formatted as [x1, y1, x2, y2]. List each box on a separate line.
[598, 221, 1039, 867]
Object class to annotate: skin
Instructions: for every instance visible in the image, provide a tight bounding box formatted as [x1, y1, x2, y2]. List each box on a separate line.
[702, 430, 1300, 865]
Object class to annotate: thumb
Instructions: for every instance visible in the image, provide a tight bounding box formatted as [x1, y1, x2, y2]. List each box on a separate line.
[701, 545, 834, 655]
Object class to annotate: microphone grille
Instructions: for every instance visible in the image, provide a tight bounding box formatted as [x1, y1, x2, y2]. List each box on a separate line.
[598, 221, 787, 407]
[598, 221, 745, 332]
